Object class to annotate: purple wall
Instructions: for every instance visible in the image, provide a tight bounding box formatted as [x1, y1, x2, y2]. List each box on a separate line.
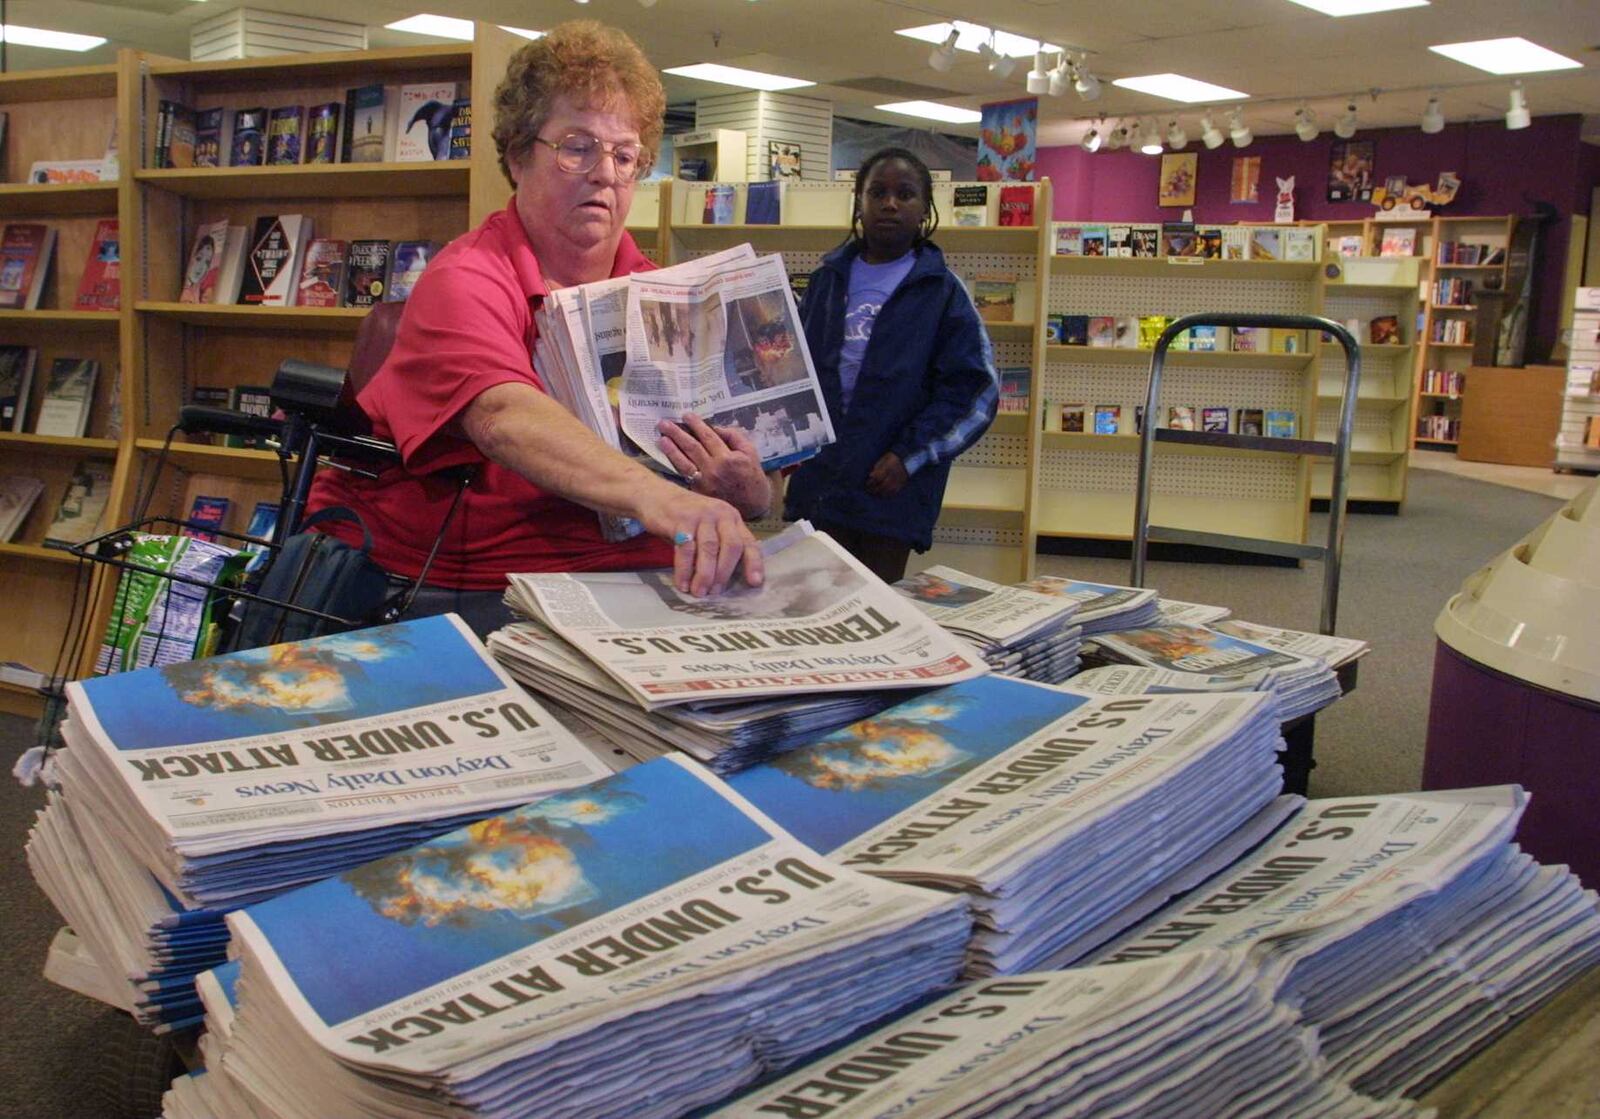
[1038, 115, 1598, 360]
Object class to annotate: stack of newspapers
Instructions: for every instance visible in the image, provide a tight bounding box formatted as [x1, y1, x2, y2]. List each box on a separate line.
[714, 951, 1426, 1119]
[892, 565, 1082, 683]
[194, 757, 971, 1118]
[25, 615, 615, 1031]
[1017, 574, 1161, 634]
[534, 244, 833, 539]
[730, 674, 1293, 975]
[1156, 597, 1234, 626]
[1076, 622, 1344, 720]
[1091, 786, 1600, 1100]
[488, 526, 989, 773]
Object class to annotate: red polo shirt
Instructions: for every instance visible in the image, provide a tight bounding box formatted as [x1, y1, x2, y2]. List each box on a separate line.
[306, 201, 671, 589]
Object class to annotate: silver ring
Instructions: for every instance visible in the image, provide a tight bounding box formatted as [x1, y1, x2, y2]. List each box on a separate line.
[686, 469, 702, 485]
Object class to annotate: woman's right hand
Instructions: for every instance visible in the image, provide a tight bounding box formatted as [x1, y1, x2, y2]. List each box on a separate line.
[638, 483, 765, 598]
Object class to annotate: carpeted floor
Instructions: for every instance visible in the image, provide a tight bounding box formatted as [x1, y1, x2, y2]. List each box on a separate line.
[0, 466, 1568, 1118]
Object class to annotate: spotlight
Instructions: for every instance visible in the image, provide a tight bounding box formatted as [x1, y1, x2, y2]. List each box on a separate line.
[928, 28, 959, 72]
[1127, 119, 1144, 150]
[1199, 110, 1224, 149]
[1074, 57, 1101, 101]
[1334, 102, 1358, 139]
[1506, 81, 1530, 130]
[1104, 122, 1128, 151]
[1228, 108, 1252, 147]
[1421, 95, 1444, 133]
[1026, 50, 1050, 94]
[1294, 106, 1318, 142]
[1048, 55, 1071, 97]
[1165, 119, 1188, 149]
[1140, 121, 1164, 155]
[1081, 119, 1103, 153]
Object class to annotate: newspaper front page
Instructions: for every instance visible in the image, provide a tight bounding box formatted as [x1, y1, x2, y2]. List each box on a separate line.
[893, 565, 1075, 647]
[506, 530, 987, 710]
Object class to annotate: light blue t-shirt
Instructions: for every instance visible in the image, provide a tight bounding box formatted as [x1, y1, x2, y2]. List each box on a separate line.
[837, 251, 916, 412]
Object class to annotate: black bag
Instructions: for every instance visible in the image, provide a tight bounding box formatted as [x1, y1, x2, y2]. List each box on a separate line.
[224, 506, 396, 651]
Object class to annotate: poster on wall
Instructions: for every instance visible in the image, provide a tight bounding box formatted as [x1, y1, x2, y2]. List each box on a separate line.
[977, 98, 1037, 181]
[769, 141, 803, 180]
[1230, 156, 1261, 204]
[1158, 152, 1198, 207]
[1327, 140, 1376, 203]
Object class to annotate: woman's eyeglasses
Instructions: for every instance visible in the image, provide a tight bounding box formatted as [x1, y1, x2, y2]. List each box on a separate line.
[534, 132, 654, 182]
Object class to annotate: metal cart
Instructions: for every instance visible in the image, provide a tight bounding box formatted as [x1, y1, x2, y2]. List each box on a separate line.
[1130, 312, 1364, 794]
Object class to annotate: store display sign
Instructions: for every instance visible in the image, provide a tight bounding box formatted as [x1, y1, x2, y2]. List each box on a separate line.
[1328, 140, 1375, 203]
[978, 97, 1038, 182]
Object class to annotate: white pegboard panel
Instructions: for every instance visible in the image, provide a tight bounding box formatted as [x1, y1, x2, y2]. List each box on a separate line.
[1316, 402, 1400, 441]
[1319, 289, 1414, 328]
[1039, 448, 1300, 502]
[932, 525, 1022, 546]
[1042, 360, 1305, 414]
[1049, 274, 1314, 318]
[961, 432, 1027, 469]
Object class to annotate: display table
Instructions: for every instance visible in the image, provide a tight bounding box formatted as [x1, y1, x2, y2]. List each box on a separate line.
[1457, 364, 1566, 467]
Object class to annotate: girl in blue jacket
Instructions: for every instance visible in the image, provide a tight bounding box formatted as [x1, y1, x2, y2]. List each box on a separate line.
[784, 146, 998, 582]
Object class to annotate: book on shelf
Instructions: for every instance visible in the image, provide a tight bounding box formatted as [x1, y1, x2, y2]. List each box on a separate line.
[396, 83, 462, 162]
[1087, 316, 1117, 347]
[1168, 405, 1198, 431]
[1336, 234, 1365, 257]
[1137, 315, 1171, 350]
[702, 184, 737, 225]
[226, 385, 274, 450]
[157, 101, 197, 169]
[1236, 407, 1265, 436]
[1133, 404, 1146, 434]
[1062, 315, 1088, 346]
[1249, 227, 1281, 261]
[184, 495, 230, 543]
[1093, 404, 1121, 435]
[73, 219, 120, 312]
[180, 220, 245, 305]
[1131, 225, 1161, 258]
[229, 107, 268, 167]
[266, 105, 306, 166]
[972, 273, 1017, 323]
[676, 157, 710, 182]
[1268, 328, 1305, 355]
[33, 358, 98, 438]
[296, 239, 350, 308]
[997, 368, 1029, 414]
[1230, 326, 1259, 353]
[744, 180, 782, 225]
[385, 240, 440, 303]
[1115, 316, 1140, 349]
[1060, 402, 1086, 433]
[345, 239, 393, 307]
[41, 458, 114, 550]
[448, 98, 471, 160]
[244, 501, 281, 543]
[1221, 227, 1251, 261]
[1107, 225, 1132, 257]
[0, 224, 57, 311]
[1184, 324, 1219, 352]
[301, 102, 341, 164]
[193, 107, 225, 168]
[1378, 227, 1417, 257]
[1201, 406, 1230, 432]
[1369, 315, 1401, 345]
[1080, 226, 1109, 257]
[1282, 228, 1316, 261]
[1044, 314, 1065, 345]
[342, 84, 389, 163]
[787, 272, 810, 306]
[998, 185, 1033, 227]
[1053, 224, 1082, 255]
[238, 215, 314, 308]
[1264, 410, 1298, 438]
[1482, 246, 1506, 266]
[0, 345, 37, 432]
[1160, 221, 1196, 257]
[1432, 319, 1471, 344]
[1196, 227, 1222, 259]
[953, 186, 988, 228]
[0, 474, 45, 543]
[25, 159, 107, 184]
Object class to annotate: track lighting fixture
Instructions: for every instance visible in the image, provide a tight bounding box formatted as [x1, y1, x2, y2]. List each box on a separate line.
[1227, 108, 1252, 147]
[1420, 95, 1444, 133]
[1506, 81, 1530, 130]
[1104, 121, 1128, 151]
[1140, 120, 1164, 155]
[1081, 117, 1104, 153]
[928, 28, 959, 72]
[1073, 57, 1101, 101]
[1334, 102, 1358, 139]
[1026, 49, 1050, 94]
[1294, 105, 1318, 142]
[977, 34, 1017, 79]
[1165, 119, 1188, 149]
[1199, 111, 1224, 149]
[1048, 55, 1072, 97]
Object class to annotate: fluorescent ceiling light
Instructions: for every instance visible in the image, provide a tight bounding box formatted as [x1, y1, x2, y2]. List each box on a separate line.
[385, 14, 474, 39]
[895, 21, 1062, 58]
[501, 27, 543, 40]
[1284, 0, 1427, 14]
[1429, 37, 1581, 74]
[0, 23, 107, 50]
[876, 100, 982, 124]
[1112, 73, 1248, 103]
[663, 63, 813, 91]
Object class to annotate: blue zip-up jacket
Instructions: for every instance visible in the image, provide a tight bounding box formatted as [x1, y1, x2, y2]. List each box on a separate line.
[784, 239, 998, 552]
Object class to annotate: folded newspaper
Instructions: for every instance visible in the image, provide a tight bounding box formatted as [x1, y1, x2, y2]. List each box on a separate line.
[1090, 786, 1600, 1098]
[731, 675, 1293, 975]
[1014, 574, 1161, 634]
[714, 951, 1426, 1119]
[209, 755, 971, 1119]
[27, 614, 613, 1030]
[892, 566, 1083, 684]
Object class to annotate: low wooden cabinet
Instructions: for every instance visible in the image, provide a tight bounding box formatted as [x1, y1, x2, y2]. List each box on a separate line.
[1457, 364, 1566, 467]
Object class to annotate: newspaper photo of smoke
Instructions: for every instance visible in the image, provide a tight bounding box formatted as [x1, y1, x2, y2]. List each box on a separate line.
[896, 571, 995, 609]
[722, 290, 810, 396]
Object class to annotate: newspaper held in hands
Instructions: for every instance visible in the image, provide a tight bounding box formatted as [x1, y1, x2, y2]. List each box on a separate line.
[504, 527, 988, 711]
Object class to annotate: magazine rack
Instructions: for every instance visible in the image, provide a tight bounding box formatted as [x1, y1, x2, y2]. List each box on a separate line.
[1130, 312, 1363, 794]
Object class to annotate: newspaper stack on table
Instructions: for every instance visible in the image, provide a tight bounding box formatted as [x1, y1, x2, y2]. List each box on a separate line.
[1091, 787, 1600, 1100]
[201, 756, 970, 1119]
[1076, 623, 1344, 720]
[1157, 597, 1234, 626]
[731, 675, 1293, 976]
[713, 951, 1426, 1119]
[535, 244, 833, 539]
[1016, 574, 1161, 634]
[892, 566, 1082, 683]
[1211, 617, 1371, 670]
[489, 526, 988, 773]
[25, 614, 614, 1031]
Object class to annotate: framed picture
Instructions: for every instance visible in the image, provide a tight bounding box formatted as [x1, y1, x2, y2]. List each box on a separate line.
[768, 141, 802, 180]
[1230, 156, 1261, 204]
[1158, 152, 1197, 207]
[1327, 140, 1375, 202]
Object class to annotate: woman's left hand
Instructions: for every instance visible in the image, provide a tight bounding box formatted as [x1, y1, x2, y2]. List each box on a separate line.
[865, 451, 910, 498]
[658, 414, 772, 519]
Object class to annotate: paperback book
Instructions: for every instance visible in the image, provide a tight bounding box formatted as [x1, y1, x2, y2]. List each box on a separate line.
[1197, 227, 1222, 259]
[0, 224, 58, 311]
[237, 215, 313, 307]
[180, 221, 245, 305]
[998, 184, 1033, 227]
[1161, 221, 1197, 257]
[295, 239, 349, 308]
[0, 474, 44, 543]
[229, 107, 268, 167]
[225, 386, 273, 450]
[1378, 227, 1417, 257]
[1221, 227, 1251, 261]
[244, 501, 280, 543]
[1053, 224, 1082, 255]
[265, 105, 305, 166]
[1062, 315, 1088, 346]
[973, 273, 1017, 322]
[1283, 227, 1317, 261]
[304, 102, 341, 164]
[396, 82, 461, 162]
[1087, 316, 1117, 347]
[1060, 402, 1086, 433]
[1265, 409, 1298, 438]
[345, 239, 392, 307]
[33, 358, 99, 438]
[1093, 403, 1121, 435]
[73, 219, 120, 311]
[384, 240, 440, 303]
[342, 84, 388, 163]
[702, 184, 737, 225]
[42, 458, 114, 549]
[744, 180, 781, 225]
[1130, 225, 1161, 258]
[1107, 225, 1132, 257]
[1236, 407, 1265, 436]
[193, 107, 225, 168]
[1201, 406, 1230, 432]
[998, 367, 1029, 413]
[184, 495, 230, 542]
[447, 98, 471, 160]
[954, 186, 989, 228]
[0, 345, 37, 431]
[1080, 225, 1109, 257]
[1249, 227, 1282, 261]
[1168, 405, 1198, 431]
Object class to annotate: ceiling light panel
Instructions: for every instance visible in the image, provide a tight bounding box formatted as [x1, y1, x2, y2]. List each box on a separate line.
[663, 63, 814, 91]
[1111, 74, 1248, 103]
[384, 14, 475, 39]
[0, 23, 108, 50]
[896, 21, 1063, 58]
[1428, 37, 1582, 75]
[1283, 0, 1427, 14]
[876, 100, 982, 124]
